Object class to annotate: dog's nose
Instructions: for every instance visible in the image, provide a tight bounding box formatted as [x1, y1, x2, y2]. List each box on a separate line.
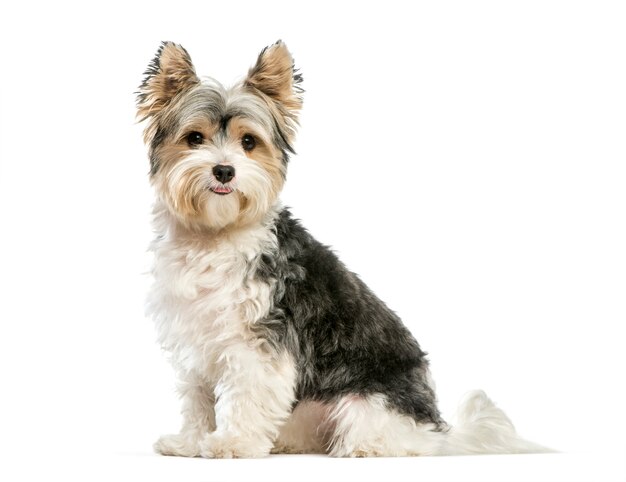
[212, 165, 235, 183]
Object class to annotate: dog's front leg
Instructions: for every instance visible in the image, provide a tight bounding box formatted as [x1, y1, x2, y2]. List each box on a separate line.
[199, 345, 296, 458]
[154, 376, 216, 457]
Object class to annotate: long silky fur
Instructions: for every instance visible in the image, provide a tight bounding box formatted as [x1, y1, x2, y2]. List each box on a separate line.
[139, 41, 552, 458]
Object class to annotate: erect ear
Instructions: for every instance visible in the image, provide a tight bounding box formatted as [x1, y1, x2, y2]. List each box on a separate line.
[136, 42, 199, 121]
[245, 41, 303, 114]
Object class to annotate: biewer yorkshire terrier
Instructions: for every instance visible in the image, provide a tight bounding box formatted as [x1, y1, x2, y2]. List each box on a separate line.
[137, 41, 549, 458]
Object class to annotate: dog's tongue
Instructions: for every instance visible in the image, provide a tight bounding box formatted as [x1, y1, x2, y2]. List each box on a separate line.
[213, 186, 232, 194]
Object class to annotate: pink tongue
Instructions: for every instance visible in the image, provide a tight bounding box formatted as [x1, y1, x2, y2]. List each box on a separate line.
[213, 186, 232, 193]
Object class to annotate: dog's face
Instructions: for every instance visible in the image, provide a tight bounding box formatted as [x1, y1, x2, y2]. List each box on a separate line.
[137, 42, 302, 230]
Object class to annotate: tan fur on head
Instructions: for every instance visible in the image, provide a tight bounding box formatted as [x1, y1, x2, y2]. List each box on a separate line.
[138, 41, 302, 232]
[230, 117, 286, 198]
[137, 42, 200, 122]
[245, 41, 303, 139]
[150, 115, 285, 231]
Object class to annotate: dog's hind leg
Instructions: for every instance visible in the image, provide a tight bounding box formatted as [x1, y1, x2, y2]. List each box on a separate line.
[272, 401, 328, 454]
[327, 393, 443, 457]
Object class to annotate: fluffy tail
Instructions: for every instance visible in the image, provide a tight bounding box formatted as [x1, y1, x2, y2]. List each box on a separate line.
[438, 390, 554, 455]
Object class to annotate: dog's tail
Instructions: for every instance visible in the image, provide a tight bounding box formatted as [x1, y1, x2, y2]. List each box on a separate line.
[437, 390, 554, 455]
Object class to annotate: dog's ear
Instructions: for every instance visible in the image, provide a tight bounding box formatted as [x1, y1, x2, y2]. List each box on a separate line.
[246, 41, 303, 114]
[137, 42, 199, 121]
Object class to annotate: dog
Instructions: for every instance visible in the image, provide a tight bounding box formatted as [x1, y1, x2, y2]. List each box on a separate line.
[137, 41, 549, 458]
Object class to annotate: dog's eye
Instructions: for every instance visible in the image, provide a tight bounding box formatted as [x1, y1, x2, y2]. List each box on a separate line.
[187, 131, 204, 147]
[241, 134, 256, 151]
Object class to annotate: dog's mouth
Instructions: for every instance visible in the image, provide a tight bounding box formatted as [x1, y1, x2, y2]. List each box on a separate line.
[209, 185, 234, 195]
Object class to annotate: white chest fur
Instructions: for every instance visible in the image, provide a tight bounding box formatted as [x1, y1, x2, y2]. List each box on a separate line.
[147, 211, 278, 381]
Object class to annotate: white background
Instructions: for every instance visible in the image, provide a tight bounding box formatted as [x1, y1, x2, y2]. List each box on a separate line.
[0, 1, 624, 481]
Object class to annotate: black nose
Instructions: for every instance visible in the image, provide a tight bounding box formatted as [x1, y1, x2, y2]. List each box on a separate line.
[212, 165, 235, 183]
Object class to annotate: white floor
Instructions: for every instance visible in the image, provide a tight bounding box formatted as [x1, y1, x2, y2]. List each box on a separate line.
[7, 451, 622, 482]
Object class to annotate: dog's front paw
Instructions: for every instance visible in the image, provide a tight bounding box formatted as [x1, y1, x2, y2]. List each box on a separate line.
[199, 432, 270, 459]
[154, 433, 201, 457]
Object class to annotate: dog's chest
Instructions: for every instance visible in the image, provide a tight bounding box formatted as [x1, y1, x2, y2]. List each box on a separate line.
[148, 226, 276, 375]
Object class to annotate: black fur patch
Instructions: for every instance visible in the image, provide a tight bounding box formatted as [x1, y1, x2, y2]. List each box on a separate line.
[149, 125, 169, 175]
[256, 209, 443, 425]
[219, 114, 233, 133]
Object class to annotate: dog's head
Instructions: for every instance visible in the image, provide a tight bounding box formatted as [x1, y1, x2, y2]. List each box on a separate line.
[137, 41, 302, 230]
